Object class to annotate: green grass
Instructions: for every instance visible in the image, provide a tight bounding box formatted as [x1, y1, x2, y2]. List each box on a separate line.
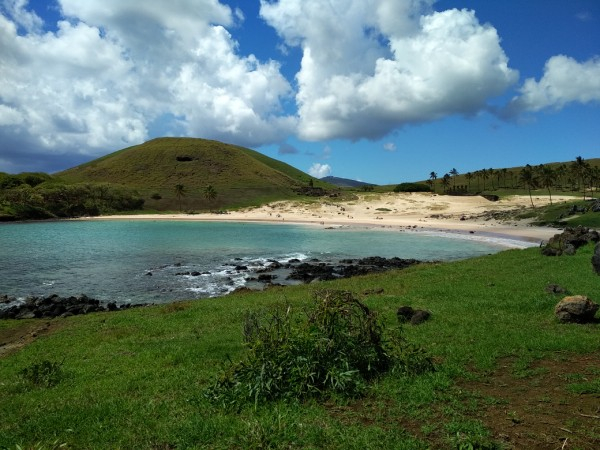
[517, 199, 600, 228]
[1, 245, 599, 448]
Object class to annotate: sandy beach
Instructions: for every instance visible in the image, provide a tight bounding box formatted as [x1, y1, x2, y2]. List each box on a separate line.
[88, 193, 577, 244]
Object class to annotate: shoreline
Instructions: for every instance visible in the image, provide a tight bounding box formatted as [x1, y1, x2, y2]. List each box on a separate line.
[79, 193, 573, 245]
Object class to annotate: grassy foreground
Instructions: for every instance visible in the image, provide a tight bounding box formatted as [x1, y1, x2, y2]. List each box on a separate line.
[1, 245, 599, 449]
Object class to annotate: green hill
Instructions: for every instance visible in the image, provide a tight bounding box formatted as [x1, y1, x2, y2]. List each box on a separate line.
[56, 137, 329, 211]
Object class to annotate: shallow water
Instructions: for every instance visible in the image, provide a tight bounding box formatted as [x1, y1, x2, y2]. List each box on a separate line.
[0, 220, 531, 304]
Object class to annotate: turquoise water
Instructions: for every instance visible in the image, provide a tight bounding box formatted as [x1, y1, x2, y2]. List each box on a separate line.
[0, 220, 529, 304]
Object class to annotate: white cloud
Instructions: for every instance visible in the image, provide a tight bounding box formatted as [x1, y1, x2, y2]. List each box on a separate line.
[383, 142, 396, 152]
[308, 162, 332, 178]
[260, 0, 517, 141]
[504, 55, 600, 116]
[0, 0, 294, 170]
[1, 0, 43, 33]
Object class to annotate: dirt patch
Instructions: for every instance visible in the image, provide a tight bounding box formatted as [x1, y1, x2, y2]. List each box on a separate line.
[0, 320, 59, 358]
[326, 354, 600, 449]
[462, 354, 600, 449]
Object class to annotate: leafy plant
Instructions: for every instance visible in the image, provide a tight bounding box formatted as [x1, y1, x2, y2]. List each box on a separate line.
[205, 290, 433, 408]
[19, 360, 64, 388]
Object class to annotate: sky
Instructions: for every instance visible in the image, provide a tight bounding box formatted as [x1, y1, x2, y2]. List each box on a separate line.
[0, 0, 599, 184]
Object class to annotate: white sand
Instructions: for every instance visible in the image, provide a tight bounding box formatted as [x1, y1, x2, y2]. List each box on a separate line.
[87, 193, 576, 244]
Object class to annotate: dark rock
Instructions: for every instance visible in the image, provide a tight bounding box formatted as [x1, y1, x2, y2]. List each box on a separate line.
[16, 310, 36, 320]
[545, 284, 568, 294]
[0, 293, 149, 320]
[410, 310, 431, 325]
[235, 265, 248, 271]
[396, 306, 415, 322]
[258, 274, 277, 282]
[397, 306, 431, 325]
[541, 226, 600, 256]
[482, 194, 499, 202]
[107, 302, 118, 311]
[592, 243, 600, 275]
[555, 295, 599, 323]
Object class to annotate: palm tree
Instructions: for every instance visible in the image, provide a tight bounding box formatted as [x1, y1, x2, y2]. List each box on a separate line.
[449, 168, 459, 191]
[441, 173, 451, 193]
[488, 168, 495, 190]
[481, 169, 489, 191]
[204, 184, 217, 203]
[500, 168, 508, 188]
[519, 165, 537, 208]
[538, 165, 555, 205]
[572, 156, 590, 199]
[465, 172, 473, 192]
[429, 172, 438, 193]
[174, 184, 186, 211]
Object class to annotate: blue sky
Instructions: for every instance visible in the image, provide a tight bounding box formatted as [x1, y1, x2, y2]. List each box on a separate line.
[0, 0, 599, 184]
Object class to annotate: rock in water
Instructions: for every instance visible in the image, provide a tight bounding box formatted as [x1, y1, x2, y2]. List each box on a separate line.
[554, 295, 599, 323]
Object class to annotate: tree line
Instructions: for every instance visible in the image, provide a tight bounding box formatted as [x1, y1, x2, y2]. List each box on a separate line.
[427, 156, 599, 205]
[0, 173, 144, 221]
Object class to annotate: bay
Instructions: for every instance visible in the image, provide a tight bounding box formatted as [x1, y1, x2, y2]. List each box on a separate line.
[0, 220, 530, 304]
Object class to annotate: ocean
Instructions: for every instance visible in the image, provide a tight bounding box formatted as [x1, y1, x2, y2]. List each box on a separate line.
[0, 220, 533, 304]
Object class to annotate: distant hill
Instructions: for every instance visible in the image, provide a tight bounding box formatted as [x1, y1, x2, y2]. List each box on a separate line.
[320, 176, 376, 188]
[57, 137, 331, 211]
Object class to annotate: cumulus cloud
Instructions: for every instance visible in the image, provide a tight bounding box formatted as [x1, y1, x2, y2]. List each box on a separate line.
[308, 162, 332, 178]
[383, 142, 396, 152]
[503, 55, 600, 117]
[260, 0, 518, 141]
[0, 0, 294, 171]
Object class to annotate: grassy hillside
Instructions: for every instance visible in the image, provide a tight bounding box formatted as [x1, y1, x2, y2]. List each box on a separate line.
[1, 245, 598, 448]
[56, 137, 331, 211]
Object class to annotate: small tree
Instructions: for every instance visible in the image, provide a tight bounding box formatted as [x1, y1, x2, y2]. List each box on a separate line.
[449, 168, 459, 190]
[204, 184, 217, 203]
[538, 165, 555, 205]
[174, 184, 186, 211]
[519, 165, 537, 208]
[429, 172, 438, 193]
[441, 173, 451, 193]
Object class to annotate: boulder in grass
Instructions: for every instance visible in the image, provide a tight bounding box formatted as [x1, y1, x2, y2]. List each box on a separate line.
[592, 243, 600, 275]
[397, 306, 431, 325]
[554, 295, 599, 324]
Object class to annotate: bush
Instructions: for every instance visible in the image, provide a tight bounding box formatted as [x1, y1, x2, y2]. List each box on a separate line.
[19, 360, 64, 388]
[205, 290, 433, 408]
[393, 183, 431, 193]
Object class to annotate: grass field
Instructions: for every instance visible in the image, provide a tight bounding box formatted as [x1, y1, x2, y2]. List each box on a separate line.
[1, 244, 599, 449]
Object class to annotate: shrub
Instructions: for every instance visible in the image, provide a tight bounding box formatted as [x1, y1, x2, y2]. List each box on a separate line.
[205, 290, 433, 408]
[19, 360, 64, 388]
[393, 183, 431, 193]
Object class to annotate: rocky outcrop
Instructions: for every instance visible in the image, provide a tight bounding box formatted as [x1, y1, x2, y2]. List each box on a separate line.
[0, 294, 149, 320]
[286, 257, 420, 284]
[554, 295, 599, 324]
[541, 226, 600, 256]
